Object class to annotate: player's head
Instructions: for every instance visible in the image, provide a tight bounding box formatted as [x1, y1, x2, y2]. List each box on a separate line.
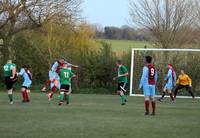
[116, 60, 122, 66]
[59, 58, 65, 64]
[7, 60, 12, 64]
[23, 65, 28, 69]
[63, 62, 68, 68]
[145, 56, 152, 64]
[168, 64, 173, 69]
[181, 70, 185, 75]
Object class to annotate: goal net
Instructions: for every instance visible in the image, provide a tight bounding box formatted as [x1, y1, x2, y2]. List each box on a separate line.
[129, 48, 200, 99]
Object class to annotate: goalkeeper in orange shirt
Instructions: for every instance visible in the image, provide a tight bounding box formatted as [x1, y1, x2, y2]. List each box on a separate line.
[174, 70, 195, 100]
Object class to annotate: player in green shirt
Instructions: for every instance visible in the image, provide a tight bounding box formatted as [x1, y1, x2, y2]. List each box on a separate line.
[59, 62, 76, 106]
[113, 60, 129, 105]
[3, 60, 18, 104]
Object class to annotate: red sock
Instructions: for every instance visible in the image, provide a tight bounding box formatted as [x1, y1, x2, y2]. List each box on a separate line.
[45, 80, 51, 88]
[50, 86, 57, 94]
[24, 90, 29, 101]
[145, 100, 150, 113]
[161, 92, 166, 99]
[21, 91, 26, 101]
[169, 93, 174, 101]
[151, 101, 156, 113]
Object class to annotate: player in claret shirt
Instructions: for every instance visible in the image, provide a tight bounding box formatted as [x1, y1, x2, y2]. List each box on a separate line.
[41, 58, 78, 101]
[113, 60, 129, 106]
[41, 58, 65, 101]
[18, 65, 32, 103]
[159, 64, 176, 102]
[139, 56, 158, 115]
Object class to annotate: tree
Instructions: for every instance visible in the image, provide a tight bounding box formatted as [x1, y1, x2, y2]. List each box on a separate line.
[104, 26, 123, 39]
[0, 0, 82, 62]
[129, 0, 198, 48]
[91, 23, 104, 38]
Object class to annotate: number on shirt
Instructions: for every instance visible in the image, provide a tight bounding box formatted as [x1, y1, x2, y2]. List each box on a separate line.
[4, 66, 9, 71]
[150, 68, 155, 76]
[64, 72, 69, 78]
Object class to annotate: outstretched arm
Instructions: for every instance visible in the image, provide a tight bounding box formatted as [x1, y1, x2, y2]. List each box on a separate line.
[72, 64, 79, 68]
[116, 72, 129, 78]
[18, 68, 24, 76]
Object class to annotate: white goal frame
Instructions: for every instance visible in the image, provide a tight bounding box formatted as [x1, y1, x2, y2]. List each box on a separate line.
[129, 48, 200, 99]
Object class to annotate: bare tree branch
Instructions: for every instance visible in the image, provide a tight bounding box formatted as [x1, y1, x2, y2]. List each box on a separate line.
[0, 0, 83, 36]
[129, 0, 198, 48]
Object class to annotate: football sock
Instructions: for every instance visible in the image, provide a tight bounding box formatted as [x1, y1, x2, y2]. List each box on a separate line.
[8, 94, 13, 102]
[145, 100, 150, 113]
[66, 95, 70, 104]
[24, 90, 29, 101]
[59, 93, 64, 102]
[45, 80, 51, 88]
[124, 95, 126, 101]
[21, 91, 26, 101]
[50, 86, 57, 95]
[151, 101, 156, 113]
[169, 93, 174, 101]
[161, 92, 166, 99]
[121, 95, 126, 104]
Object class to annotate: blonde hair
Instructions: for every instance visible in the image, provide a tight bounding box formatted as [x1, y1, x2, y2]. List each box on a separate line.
[7, 60, 12, 64]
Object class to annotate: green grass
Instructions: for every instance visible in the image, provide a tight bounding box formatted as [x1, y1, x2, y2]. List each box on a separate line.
[0, 92, 200, 138]
[95, 39, 154, 52]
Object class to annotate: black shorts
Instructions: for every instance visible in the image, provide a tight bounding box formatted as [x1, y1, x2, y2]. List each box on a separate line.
[22, 86, 28, 89]
[5, 75, 18, 90]
[117, 82, 128, 92]
[60, 85, 70, 92]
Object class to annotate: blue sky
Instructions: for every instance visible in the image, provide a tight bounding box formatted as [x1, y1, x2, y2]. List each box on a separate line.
[83, 0, 130, 27]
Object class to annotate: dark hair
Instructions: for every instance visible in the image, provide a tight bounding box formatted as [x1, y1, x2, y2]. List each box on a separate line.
[117, 60, 122, 65]
[145, 56, 152, 63]
[23, 65, 28, 69]
[60, 57, 67, 61]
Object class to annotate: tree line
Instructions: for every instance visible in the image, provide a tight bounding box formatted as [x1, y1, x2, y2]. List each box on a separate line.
[92, 25, 154, 41]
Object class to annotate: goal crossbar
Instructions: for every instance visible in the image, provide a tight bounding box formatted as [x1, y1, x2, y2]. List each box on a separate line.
[129, 48, 200, 99]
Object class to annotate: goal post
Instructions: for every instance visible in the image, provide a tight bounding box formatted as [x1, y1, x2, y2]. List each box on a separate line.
[129, 48, 200, 99]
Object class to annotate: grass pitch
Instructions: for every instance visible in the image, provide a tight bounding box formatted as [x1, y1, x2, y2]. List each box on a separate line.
[95, 39, 154, 52]
[0, 92, 200, 138]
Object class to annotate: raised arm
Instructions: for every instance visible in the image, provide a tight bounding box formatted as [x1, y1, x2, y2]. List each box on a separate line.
[51, 62, 58, 72]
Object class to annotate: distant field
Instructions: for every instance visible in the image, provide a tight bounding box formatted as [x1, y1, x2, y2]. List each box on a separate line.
[0, 92, 200, 138]
[95, 39, 154, 52]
